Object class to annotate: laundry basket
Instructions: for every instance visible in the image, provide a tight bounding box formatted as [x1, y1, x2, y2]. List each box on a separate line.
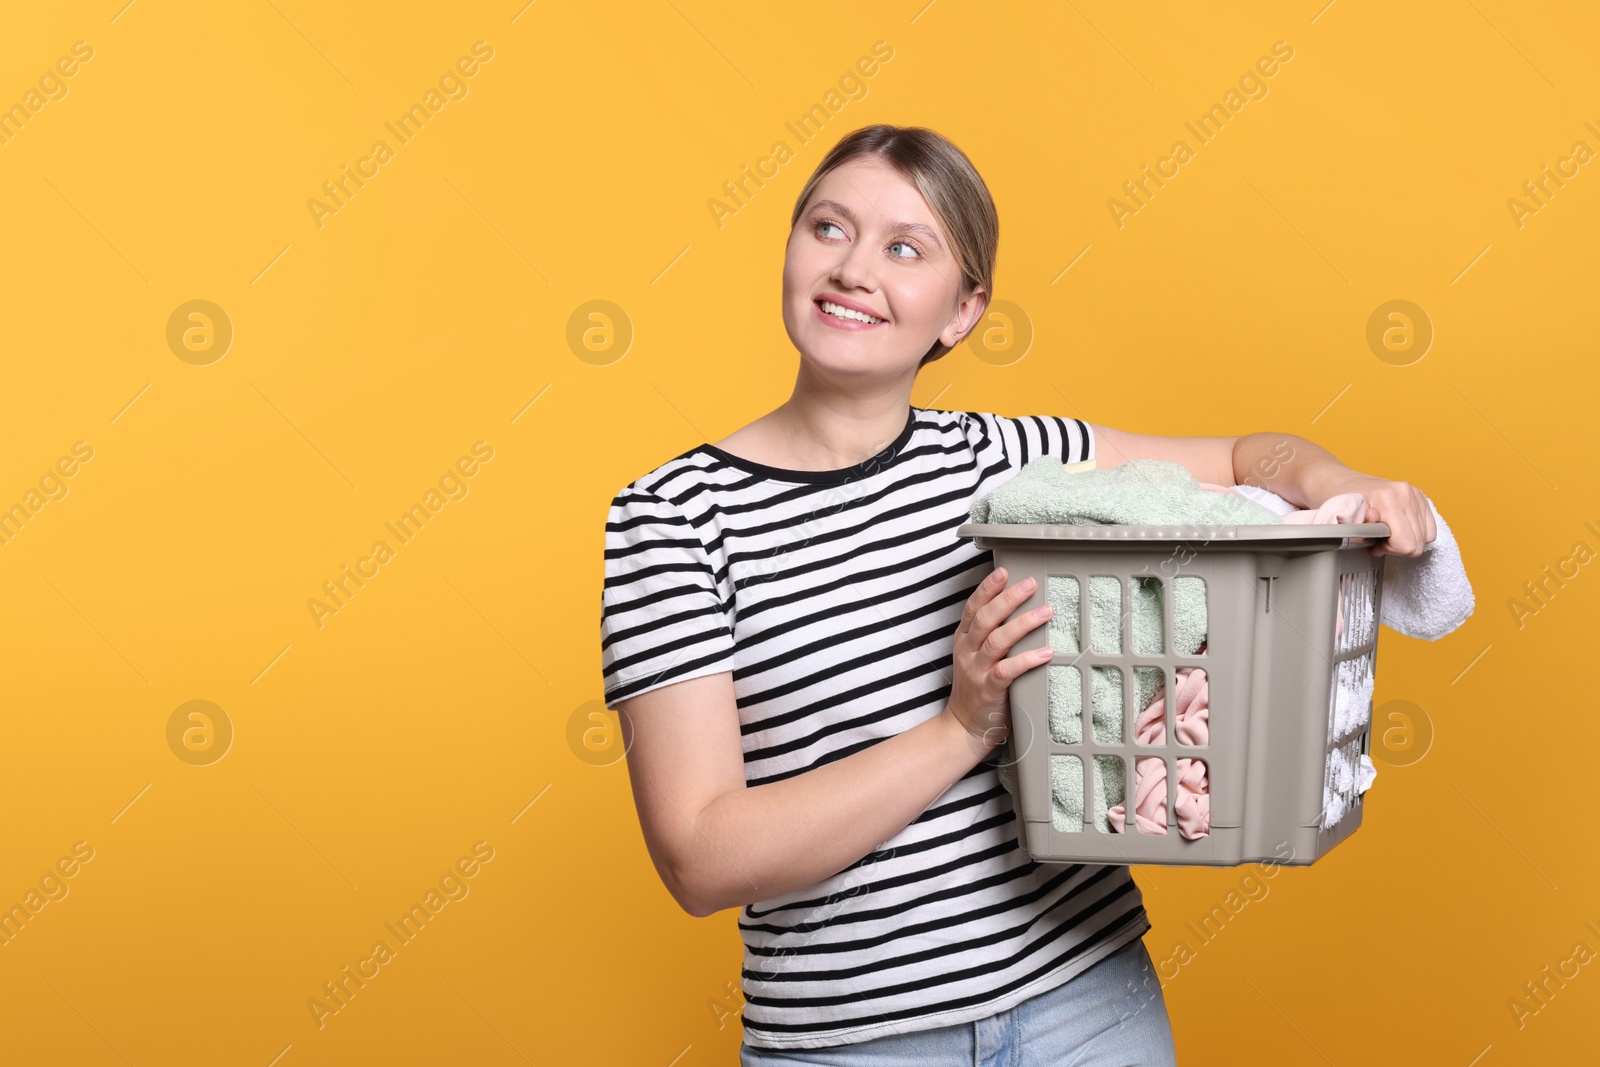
[955, 520, 1390, 868]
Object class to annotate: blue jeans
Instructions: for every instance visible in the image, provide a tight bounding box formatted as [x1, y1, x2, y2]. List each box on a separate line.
[740, 936, 1177, 1066]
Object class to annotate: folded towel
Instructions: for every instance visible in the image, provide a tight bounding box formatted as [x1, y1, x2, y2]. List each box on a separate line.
[969, 458, 1283, 527]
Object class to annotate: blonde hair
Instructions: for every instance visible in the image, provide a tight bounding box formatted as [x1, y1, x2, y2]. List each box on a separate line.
[789, 125, 997, 368]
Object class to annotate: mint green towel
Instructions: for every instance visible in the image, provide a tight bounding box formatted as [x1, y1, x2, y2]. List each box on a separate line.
[978, 459, 1283, 834]
[969, 457, 1280, 526]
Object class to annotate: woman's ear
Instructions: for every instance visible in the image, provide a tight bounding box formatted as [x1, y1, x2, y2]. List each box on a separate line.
[945, 286, 989, 347]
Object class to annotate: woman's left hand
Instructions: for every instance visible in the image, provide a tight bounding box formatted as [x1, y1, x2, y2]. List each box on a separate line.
[1320, 474, 1437, 557]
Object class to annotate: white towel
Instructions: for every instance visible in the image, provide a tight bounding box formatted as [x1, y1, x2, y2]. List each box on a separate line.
[1321, 748, 1379, 830]
[1227, 485, 1474, 642]
[1373, 498, 1474, 640]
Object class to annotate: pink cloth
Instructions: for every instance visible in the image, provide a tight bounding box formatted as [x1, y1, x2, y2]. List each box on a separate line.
[1107, 659, 1211, 838]
[1196, 483, 1366, 527]
[1280, 492, 1367, 526]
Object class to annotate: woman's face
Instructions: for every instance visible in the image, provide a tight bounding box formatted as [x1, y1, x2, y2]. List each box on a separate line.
[782, 156, 985, 380]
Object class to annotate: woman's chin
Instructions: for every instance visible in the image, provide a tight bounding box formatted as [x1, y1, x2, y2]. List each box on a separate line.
[800, 343, 915, 377]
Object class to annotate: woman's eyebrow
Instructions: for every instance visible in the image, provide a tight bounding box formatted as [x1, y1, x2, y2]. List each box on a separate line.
[808, 198, 944, 252]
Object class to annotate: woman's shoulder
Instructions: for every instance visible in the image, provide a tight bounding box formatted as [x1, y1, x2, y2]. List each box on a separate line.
[924, 406, 1095, 465]
[607, 446, 722, 513]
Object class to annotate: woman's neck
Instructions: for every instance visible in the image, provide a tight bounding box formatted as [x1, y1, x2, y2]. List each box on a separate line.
[767, 390, 911, 471]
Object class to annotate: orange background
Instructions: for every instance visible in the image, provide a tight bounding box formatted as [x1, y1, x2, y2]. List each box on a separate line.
[0, 1, 1594, 1064]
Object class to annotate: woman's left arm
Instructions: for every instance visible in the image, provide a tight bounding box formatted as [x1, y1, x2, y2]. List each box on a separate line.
[1091, 424, 1437, 558]
[1232, 431, 1436, 557]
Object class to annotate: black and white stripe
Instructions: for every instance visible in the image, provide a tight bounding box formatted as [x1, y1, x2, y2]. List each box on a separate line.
[600, 407, 1150, 1050]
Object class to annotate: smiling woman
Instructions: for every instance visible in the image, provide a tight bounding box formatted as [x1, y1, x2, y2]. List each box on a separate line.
[602, 123, 1431, 1063]
[605, 126, 1182, 1061]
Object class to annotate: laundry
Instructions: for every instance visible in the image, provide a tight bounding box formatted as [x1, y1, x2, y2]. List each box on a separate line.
[969, 457, 1282, 527]
[1202, 478, 1475, 827]
[978, 456, 1473, 841]
[994, 569, 1208, 834]
[982, 459, 1246, 837]
[1213, 482, 1475, 642]
[1106, 660, 1212, 838]
[1322, 741, 1377, 829]
[1205, 482, 1383, 828]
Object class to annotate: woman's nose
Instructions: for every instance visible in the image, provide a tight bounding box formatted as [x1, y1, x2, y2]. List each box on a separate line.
[830, 239, 880, 291]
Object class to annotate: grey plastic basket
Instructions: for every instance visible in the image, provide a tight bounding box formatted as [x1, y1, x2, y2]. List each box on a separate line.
[955, 521, 1390, 868]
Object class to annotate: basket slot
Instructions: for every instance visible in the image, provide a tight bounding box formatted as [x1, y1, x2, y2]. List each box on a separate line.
[1090, 575, 1121, 653]
[1048, 664, 1082, 745]
[1092, 755, 1124, 834]
[1327, 654, 1376, 745]
[1050, 754, 1083, 832]
[1094, 666, 1124, 744]
[1045, 574, 1081, 652]
[1134, 578, 1164, 654]
[1139, 754, 1172, 835]
[1321, 735, 1365, 829]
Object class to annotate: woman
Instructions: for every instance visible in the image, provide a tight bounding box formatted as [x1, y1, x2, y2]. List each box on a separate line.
[600, 125, 1434, 1063]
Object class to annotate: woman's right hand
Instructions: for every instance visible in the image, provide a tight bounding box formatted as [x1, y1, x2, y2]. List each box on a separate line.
[944, 566, 1057, 751]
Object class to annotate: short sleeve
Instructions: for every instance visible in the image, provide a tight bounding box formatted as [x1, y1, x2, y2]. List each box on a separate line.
[964, 412, 1094, 469]
[600, 485, 736, 707]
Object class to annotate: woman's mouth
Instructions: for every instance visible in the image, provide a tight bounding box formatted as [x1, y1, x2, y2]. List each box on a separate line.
[814, 299, 887, 329]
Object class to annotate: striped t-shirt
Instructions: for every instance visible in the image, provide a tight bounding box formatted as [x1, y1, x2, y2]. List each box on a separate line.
[599, 405, 1151, 1050]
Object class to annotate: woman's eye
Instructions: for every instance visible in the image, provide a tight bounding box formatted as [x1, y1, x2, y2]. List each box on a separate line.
[814, 219, 921, 260]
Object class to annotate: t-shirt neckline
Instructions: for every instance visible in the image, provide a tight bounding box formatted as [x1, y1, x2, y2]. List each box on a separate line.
[698, 405, 920, 485]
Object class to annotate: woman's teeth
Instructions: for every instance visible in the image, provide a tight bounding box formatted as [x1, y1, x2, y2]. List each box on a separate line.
[820, 300, 884, 324]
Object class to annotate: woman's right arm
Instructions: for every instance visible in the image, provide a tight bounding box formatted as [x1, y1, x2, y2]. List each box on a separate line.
[615, 565, 1053, 917]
